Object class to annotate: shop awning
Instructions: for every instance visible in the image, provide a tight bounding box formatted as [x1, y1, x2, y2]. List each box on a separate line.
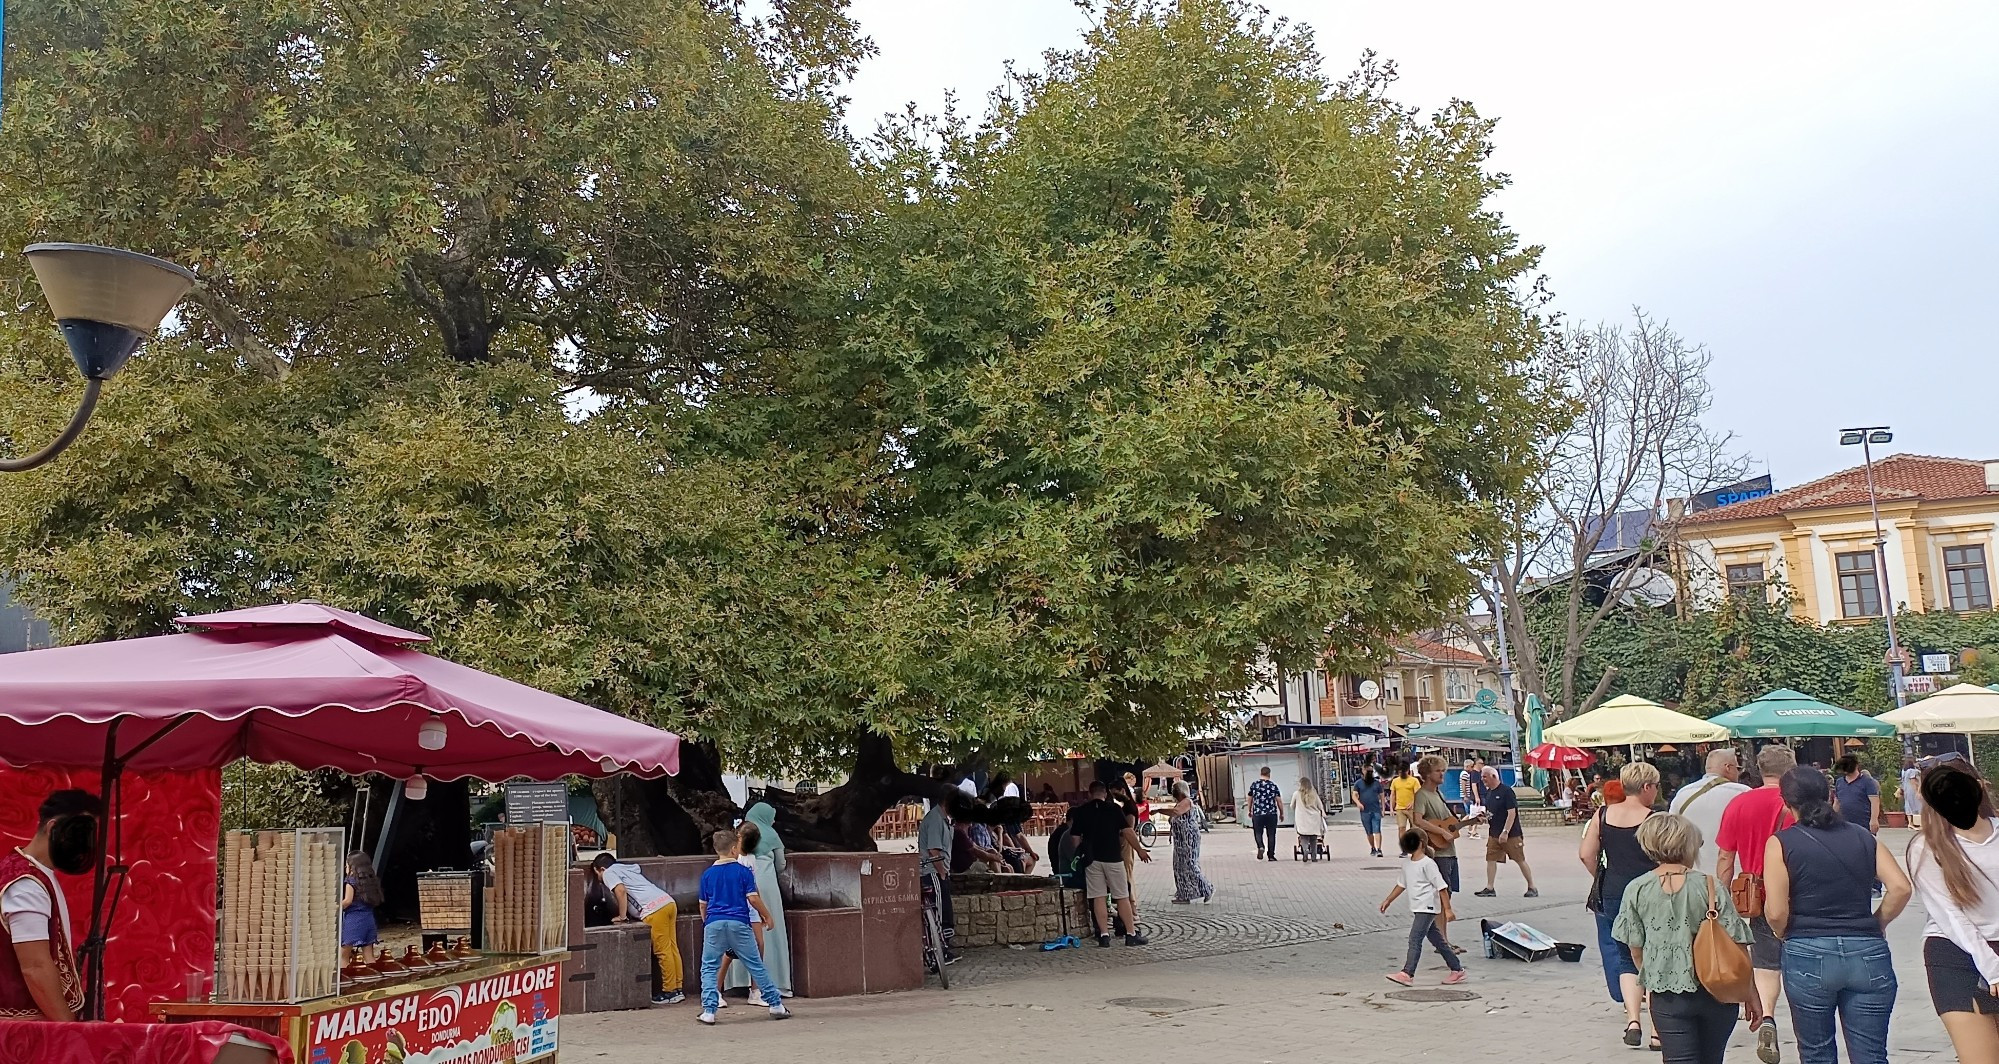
[1541, 694, 1730, 747]
[1877, 683, 1999, 735]
[1707, 689, 1895, 738]
[1404, 705, 1515, 745]
[0, 602, 681, 780]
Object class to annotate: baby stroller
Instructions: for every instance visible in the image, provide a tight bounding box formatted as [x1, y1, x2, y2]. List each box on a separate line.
[1293, 832, 1329, 861]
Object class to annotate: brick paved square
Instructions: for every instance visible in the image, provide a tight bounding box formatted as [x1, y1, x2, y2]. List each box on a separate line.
[565, 818, 1954, 1062]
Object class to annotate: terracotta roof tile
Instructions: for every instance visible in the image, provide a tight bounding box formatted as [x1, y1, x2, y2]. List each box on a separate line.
[1684, 454, 1999, 525]
[1395, 637, 1489, 666]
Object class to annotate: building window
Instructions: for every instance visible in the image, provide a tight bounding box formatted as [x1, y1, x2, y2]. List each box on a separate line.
[1445, 669, 1471, 702]
[1944, 545, 1993, 611]
[1836, 550, 1882, 618]
[1725, 562, 1766, 600]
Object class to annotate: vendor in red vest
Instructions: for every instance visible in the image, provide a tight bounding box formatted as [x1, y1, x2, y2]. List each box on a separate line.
[1, 789, 101, 1021]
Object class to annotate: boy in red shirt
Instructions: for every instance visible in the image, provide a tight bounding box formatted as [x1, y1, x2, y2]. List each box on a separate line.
[1714, 744, 1796, 1064]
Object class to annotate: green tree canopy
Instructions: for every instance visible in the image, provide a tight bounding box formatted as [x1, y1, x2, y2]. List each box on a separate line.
[0, 0, 1556, 851]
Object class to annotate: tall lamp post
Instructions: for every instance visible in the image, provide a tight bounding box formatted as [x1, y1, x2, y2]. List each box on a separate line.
[0, 243, 196, 472]
[1839, 426, 1907, 708]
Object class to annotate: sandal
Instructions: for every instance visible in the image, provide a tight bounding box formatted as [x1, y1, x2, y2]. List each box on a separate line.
[1622, 1022, 1642, 1048]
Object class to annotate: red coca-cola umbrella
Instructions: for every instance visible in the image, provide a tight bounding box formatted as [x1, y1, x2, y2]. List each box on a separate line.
[1525, 742, 1596, 770]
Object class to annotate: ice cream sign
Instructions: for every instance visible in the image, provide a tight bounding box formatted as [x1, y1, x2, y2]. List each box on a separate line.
[306, 961, 561, 1064]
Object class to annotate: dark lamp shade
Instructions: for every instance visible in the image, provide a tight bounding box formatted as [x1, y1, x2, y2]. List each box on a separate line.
[23, 243, 196, 337]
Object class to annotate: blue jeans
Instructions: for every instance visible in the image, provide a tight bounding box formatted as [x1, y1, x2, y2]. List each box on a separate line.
[699, 920, 781, 1012]
[1595, 896, 1637, 1003]
[1783, 936, 1895, 1064]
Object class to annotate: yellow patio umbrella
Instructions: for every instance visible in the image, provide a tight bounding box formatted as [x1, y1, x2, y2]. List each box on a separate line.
[1543, 693, 1732, 747]
[1877, 683, 1999, 734]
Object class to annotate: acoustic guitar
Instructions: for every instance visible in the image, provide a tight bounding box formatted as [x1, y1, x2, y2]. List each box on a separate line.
[1419, 809, 1487, 849]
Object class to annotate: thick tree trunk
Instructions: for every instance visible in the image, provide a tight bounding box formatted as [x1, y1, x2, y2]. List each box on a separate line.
[594, 731, 1018, 856]
[595, 741, 740, 856]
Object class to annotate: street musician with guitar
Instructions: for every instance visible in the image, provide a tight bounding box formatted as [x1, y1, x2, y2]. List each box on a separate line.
[1408, 755, 1464, 895]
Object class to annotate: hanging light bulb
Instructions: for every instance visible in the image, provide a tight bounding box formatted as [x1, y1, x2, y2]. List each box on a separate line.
[418, 718, 448, 751]
[404, 775, 429, 800]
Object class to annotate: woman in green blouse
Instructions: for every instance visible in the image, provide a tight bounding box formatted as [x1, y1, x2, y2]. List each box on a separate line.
[1613, 814, 1764, 1064]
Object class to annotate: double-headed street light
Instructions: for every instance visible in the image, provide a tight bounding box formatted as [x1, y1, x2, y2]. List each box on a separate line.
[1839, 426, 1906, 708]
[0, 243, 196, 473]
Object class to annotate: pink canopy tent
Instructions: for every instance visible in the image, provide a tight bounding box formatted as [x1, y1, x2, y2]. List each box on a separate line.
[0, 601, 681, 780]
[0, 601, 681, 1019]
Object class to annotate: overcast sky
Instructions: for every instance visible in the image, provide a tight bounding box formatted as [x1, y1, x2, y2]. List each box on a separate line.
[838, 1, 1998, 487]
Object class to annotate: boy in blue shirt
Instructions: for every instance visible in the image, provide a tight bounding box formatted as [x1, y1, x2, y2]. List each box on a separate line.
[697, 828, 792, 1024]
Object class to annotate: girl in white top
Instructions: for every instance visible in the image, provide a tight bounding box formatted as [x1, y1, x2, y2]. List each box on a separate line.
[1378, 829, 1465, 985]
[1906, 760, 1999, 1062]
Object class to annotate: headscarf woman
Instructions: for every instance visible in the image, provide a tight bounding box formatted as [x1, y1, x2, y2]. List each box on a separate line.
[725, 802, 791, 1001]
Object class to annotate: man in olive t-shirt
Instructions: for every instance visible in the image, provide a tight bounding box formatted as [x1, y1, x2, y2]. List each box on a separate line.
[1409, 755, 1460, 892]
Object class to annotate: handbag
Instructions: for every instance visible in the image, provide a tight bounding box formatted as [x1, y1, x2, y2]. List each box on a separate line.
[1585, 810, 1607, 913]
[1729, 801, 1787, 919]
[1695, 874, 1756, 1002]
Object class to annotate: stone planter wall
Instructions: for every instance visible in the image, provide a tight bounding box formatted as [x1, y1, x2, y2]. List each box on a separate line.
[950, 888, 1073, 947]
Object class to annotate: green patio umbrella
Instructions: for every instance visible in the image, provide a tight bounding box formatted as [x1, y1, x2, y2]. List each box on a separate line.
[1708, 688, 1896, 738]
[1405, 704, 1515, 746]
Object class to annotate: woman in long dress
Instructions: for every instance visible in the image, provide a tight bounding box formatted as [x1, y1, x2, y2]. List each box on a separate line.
[1293, 778, 1328, 857]
[1169, 782, 1214, 903]
[725, 802, 792, 1000]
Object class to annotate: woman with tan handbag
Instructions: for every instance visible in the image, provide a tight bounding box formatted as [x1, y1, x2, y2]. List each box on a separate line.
[1613, 814, 1762, 1064]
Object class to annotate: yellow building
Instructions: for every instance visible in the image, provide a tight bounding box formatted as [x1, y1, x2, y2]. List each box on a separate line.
[1678, 455, 1998, 624]
[1333, 637, 1501, 728]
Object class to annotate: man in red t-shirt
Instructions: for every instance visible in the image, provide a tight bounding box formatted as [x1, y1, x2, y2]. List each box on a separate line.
[1714, 744, 1797, 1064]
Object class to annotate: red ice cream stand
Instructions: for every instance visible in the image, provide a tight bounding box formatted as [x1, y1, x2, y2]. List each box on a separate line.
[0, 602, 682, 1064]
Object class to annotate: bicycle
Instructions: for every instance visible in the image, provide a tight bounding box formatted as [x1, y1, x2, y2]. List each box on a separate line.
[918, 855, 952, 989]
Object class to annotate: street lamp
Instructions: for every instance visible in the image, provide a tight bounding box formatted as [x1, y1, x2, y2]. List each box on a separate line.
[0, 243, 196, 472]
[1839, 426, 1907, 708]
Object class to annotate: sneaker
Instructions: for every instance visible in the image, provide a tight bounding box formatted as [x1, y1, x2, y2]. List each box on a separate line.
[1124, 933, 1149, 946]
[748, 989, 766, 1007]
[1385, 972, 1415, 986]
[654, 990, 684, 1005]
[768, 1005, 793, 1021]
[1473, 888, 1496, 897]
[698, 1012, 717, 1026]
[1098, 935, 1112, 948]
[1442, 970, 1468, 985]
[1523, 888, 1540, 898]
[1757, 1018, 1780, 1063]
[716, 999, 729, 1009]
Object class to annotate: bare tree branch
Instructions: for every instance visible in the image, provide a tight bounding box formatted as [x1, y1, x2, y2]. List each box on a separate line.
[1490, 310, 1747, 719]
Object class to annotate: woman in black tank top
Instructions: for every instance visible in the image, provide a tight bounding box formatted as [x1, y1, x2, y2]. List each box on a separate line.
[1763, 766, 1913, 1064]
[1581, 762, 1660, 1048]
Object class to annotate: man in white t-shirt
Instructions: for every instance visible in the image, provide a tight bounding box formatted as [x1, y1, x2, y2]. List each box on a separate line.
[1, 789, 101, 1021]
[1671, 748, 1750, 878]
